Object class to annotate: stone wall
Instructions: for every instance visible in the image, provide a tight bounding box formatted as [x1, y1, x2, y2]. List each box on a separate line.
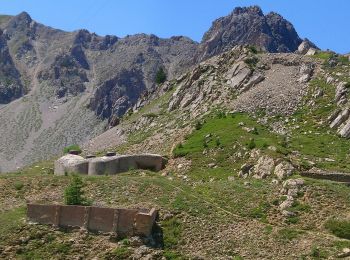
[54, 153, 167, 176]
[301, 170, 350, 183]
[27, 204, 157, 237]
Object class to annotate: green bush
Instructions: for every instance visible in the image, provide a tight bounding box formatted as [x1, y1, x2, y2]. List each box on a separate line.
[155, 68, 167, 84]
[110, 247, 131, 259]
[14, 181, 24, 191]
[248, 45, 258, 54]
[247, 138, 256, 150]
[216, 137, 221, 147]
[63, 144, 82, 154]
[64, 175, 91, 206]
[244, 56, 259, 68]
[195, 121, 202, 130]
[325, 219, 350, 239]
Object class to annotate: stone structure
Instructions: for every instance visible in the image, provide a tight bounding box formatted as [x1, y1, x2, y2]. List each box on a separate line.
[27, 204, 157, 237]
[301, 169, 350, 183]
[54, 153, 167, 176]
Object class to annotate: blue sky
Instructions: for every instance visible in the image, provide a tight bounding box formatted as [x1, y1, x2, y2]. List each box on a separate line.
[0, 0, 349, 53]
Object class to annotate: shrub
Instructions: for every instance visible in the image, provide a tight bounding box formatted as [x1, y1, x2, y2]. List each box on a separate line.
[325, 219, 350, 239]
[195, 121, 202, 130]
[216, 137, 221, 147]
[277, 228, 302, 241]
[155, 68, 167, 84]
[203, 140, 208, 148]
[248, 45, 258, 54]
[310, 246, 327, 258]
[63, 144, 81, 154]
[110, 247, 132, 259]
[14, 181, 24, 191]
[247, 138, 256, 150]
[244, 56, 259, 68]
[64, 175, 91, 206]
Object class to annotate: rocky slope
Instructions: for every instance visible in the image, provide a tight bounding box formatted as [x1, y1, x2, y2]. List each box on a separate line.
[1, 46, 350, 259]
[0, 6, 310, 171]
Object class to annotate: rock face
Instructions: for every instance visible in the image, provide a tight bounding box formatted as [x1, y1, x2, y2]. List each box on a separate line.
[198, 6, 303, 60]
[296, 39, 319, 55]
[0, 30, 25, 103]
[168, 46, 316, 118]
[274, 161, 294, 180]
[252, 155, 275, 179]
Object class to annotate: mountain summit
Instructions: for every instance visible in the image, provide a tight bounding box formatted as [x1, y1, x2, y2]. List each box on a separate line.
[199, 6, 302, 59]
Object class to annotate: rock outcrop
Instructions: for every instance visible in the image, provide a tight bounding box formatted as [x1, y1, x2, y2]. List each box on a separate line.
[296, 39, 319, 55]
[274, 161, 294, 180]
[168, 46, 316, 118]
[198, 6, 303, 60]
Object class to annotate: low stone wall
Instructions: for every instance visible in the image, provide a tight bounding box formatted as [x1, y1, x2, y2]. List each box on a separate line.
[54, 153, 167, 176]
[27, 204, 157, 237]
[301, 170, 350, 183]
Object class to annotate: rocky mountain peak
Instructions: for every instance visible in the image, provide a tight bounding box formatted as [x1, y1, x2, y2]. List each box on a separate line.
[232, 5, 263, 16]
[199, 5, 302, 60]
[8, 11, 32, 27]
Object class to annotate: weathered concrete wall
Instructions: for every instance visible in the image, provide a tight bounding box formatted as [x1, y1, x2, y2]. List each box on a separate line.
[55, 153, 167, 176]
[54, 154, 89, 176]
[301, 170, 350, 183]
[27, 204, 157, 237]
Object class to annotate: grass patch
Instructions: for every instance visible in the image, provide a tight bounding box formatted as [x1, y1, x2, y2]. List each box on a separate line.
[63, 144, 81, 154]
[108, 247, 132, 259]
[162, 217, 183, 249]
[163, 250, 187, 260]
[325, 219, 350, 239]
[276, 228, 303, 241]
[248, 202, 270, 221]
[0, 207, 26, 241]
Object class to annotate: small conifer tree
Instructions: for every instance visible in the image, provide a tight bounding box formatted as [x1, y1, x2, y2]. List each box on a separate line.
[64, 175, 90, 205]
[155, 68, 166, 84]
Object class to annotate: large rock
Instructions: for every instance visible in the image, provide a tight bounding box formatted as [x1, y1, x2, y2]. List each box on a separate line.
[54, 154, 89, 175]
[281, 178, 304, 197]
[252, 156, 275, 179]
[298, 63, 314, 83]
[335, 82, 348, 105]
[330, 108, 350, 129]
[338, 119, 350, 138]
[296, 39, 318, 55]
[274, 161, 294, 180]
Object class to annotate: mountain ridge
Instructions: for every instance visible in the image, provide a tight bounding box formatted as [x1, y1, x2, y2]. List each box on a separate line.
[0, 6, 312, 172]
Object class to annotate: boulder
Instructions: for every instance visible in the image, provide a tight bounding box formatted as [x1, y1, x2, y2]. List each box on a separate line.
[238, 163, 254, 178]
[252, 156, 275, 179]
[298, 63, 313, 83]
[281, 178, 304, 198]
[274, 161, 294, 180]
[54, 154, 88, 175]
[305, 48, 317, 56]
[330, 108, 350, 129]
[338, 119, 350, 138]
[335, 82, 348, 104]
[279, 195, 294, 210]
